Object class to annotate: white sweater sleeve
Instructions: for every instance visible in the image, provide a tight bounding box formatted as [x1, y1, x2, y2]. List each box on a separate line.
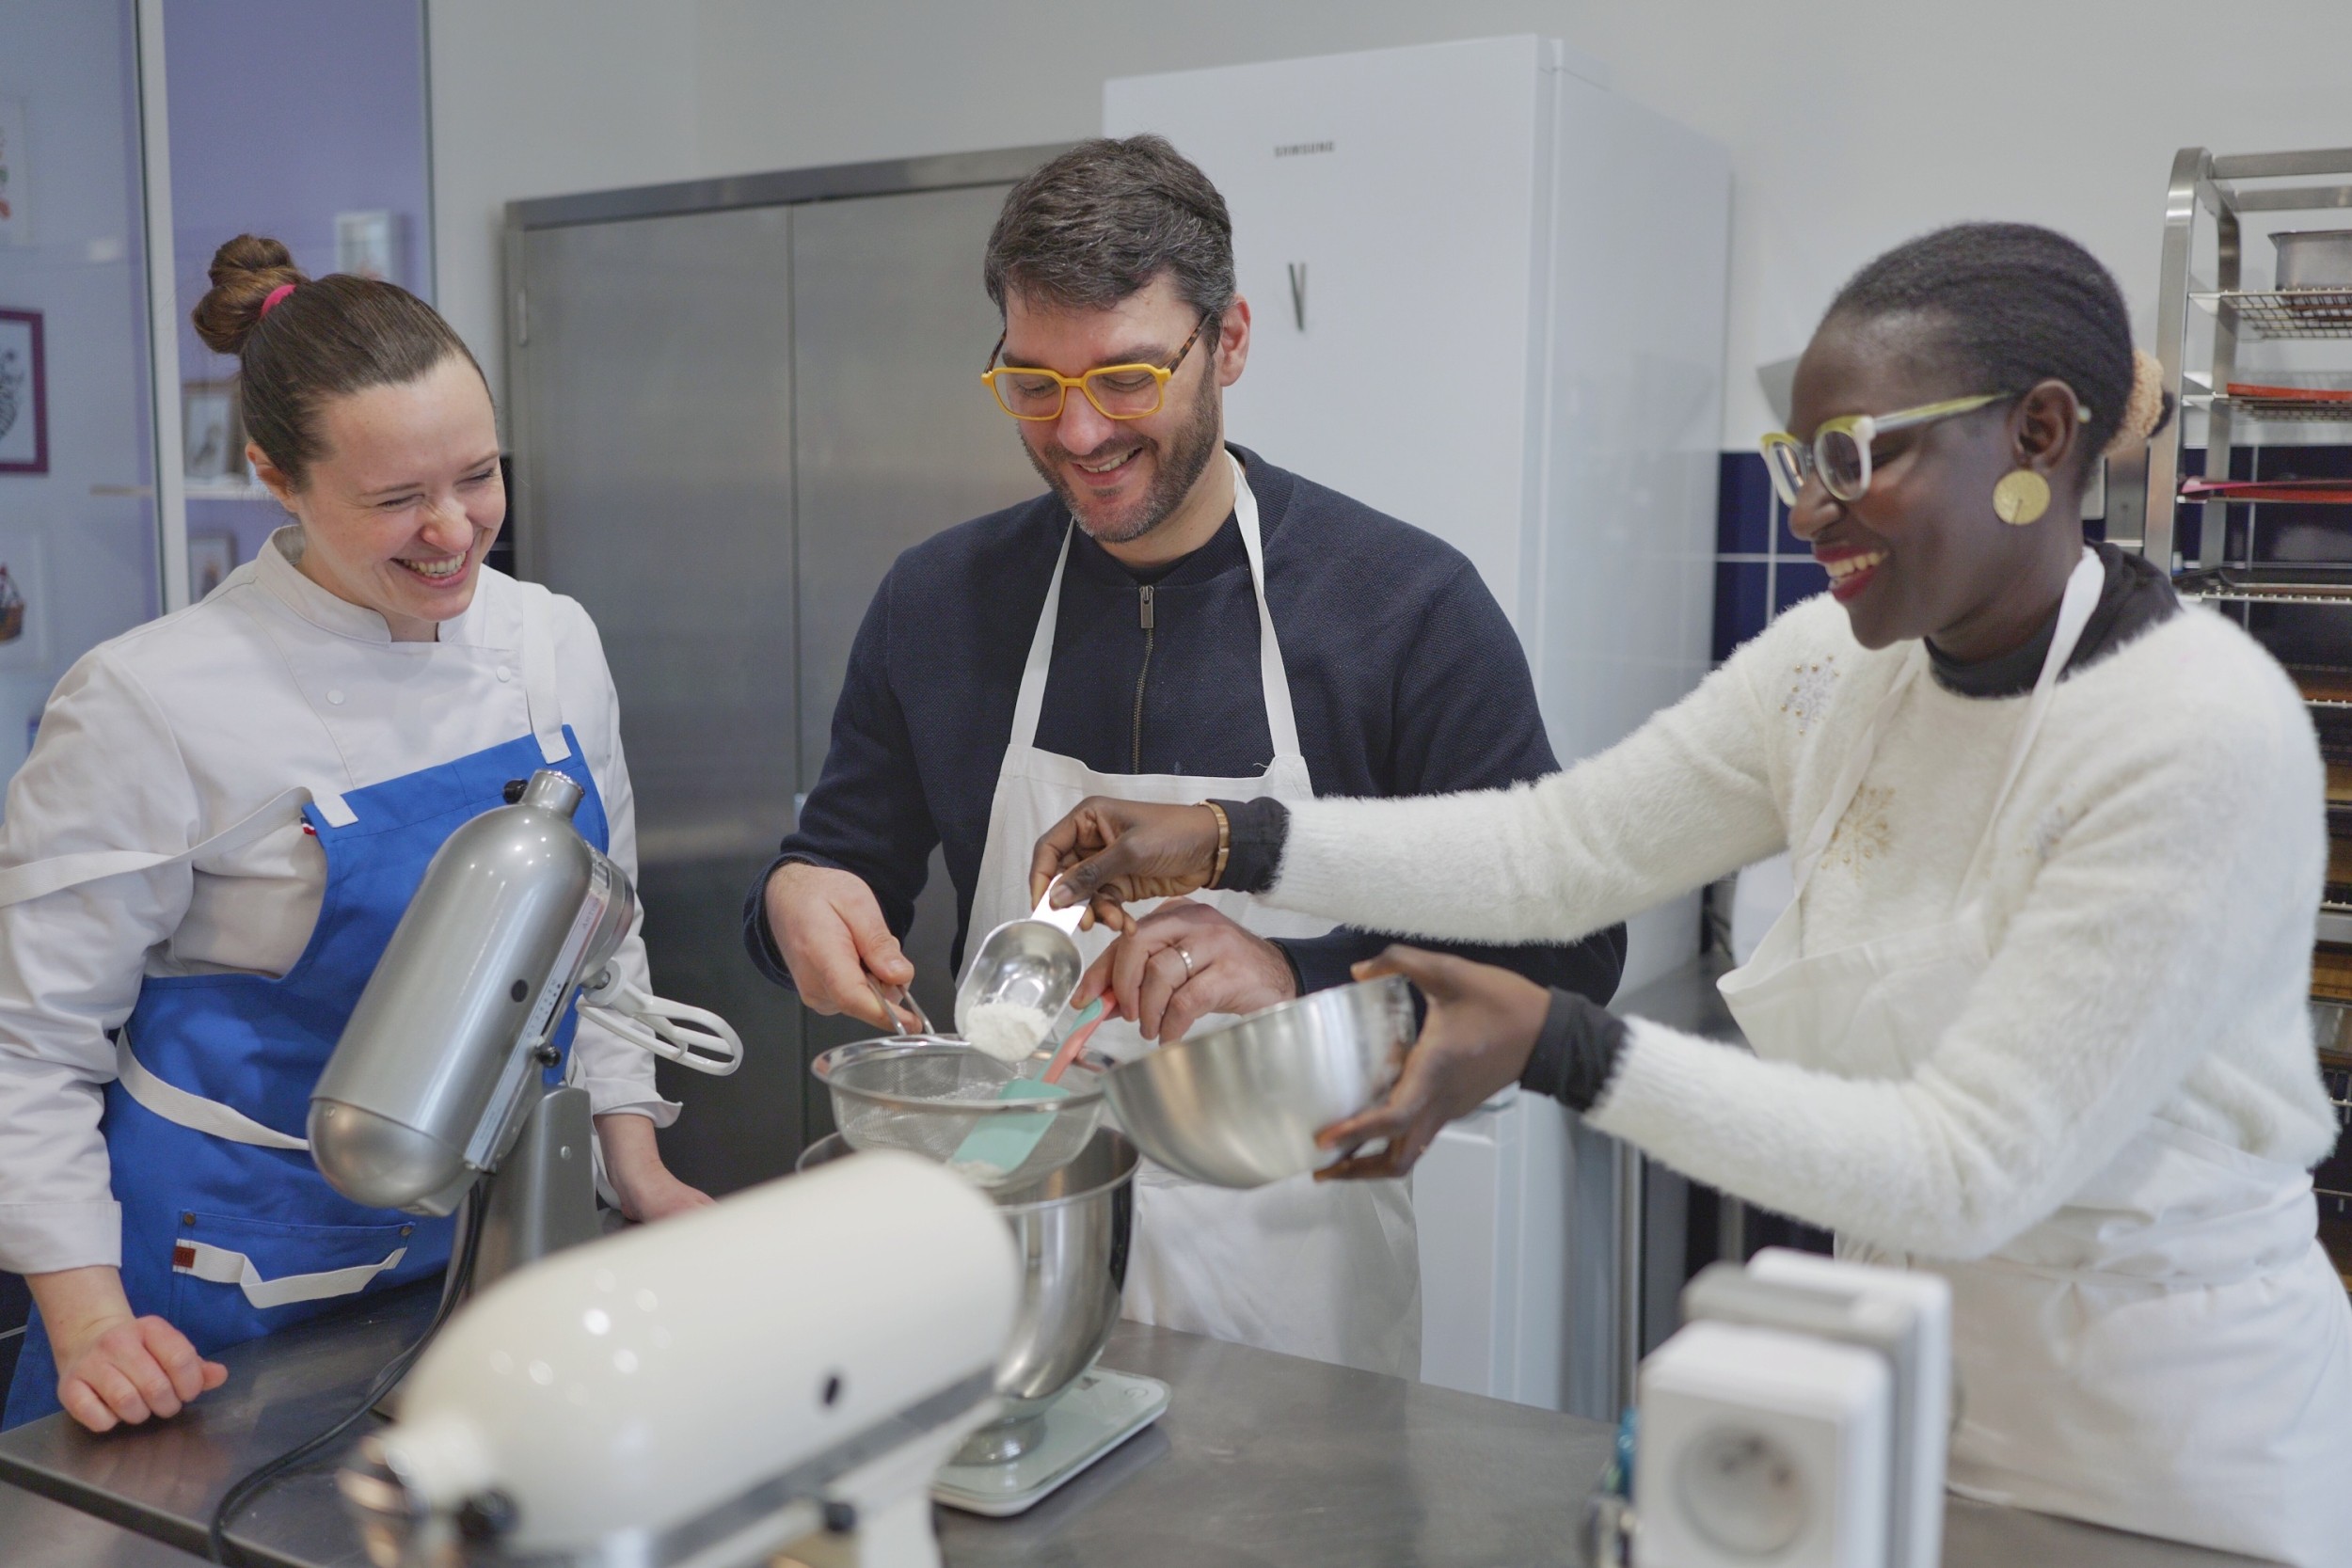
[1586, 667, 2318, 1259]
[556, 596, 679, 1127]
[1264, 625, 1791, 946]
[0, 653, 200, 1273]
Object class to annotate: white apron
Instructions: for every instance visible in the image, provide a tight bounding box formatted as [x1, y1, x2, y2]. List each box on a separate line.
[1718, 550, 2352, 1566]
[967, 454, 1422, 1379]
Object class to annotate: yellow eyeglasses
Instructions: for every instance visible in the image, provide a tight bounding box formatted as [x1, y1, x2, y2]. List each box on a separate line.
[1760, 393, 2005, 506]
[981, 309, 1216, 421]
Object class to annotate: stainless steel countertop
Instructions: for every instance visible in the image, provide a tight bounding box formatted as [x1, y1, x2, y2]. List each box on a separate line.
[0, 1480, 203, 1566]
[0, 1278, 2265, 1568]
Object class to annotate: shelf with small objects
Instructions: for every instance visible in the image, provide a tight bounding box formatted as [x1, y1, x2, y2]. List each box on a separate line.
[2133, 147, 2352, 1290]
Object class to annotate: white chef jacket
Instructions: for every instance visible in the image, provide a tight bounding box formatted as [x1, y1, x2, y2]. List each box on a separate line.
[0, 527, 673, 1275]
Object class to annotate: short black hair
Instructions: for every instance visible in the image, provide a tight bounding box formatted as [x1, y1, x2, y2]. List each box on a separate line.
[1825, 222, 2161, 460]
[984, 135, 1235, 322]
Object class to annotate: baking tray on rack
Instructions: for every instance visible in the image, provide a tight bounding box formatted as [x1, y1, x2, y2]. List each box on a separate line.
[2192, 288, 2352, 340]
[2210, 381, 2352, 422]
[2175, 566, 2352, 607]
[2181, 477, 2352, 505]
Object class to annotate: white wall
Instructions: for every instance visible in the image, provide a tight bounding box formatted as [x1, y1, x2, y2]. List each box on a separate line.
[427, 0, 697, 405]
[430, 0, 2352, 448]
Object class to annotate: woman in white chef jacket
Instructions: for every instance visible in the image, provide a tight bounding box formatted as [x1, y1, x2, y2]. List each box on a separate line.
[0, 235, 708, 1433]
[1037, 222, 2352, 1565]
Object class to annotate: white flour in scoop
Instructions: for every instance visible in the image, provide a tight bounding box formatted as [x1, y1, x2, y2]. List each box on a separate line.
[963, 1001, 1053, 1062]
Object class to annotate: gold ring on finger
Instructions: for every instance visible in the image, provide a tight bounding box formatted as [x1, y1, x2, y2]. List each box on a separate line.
[1176, 944, 1195, 977]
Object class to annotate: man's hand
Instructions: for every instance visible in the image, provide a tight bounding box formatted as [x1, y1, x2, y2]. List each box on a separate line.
[595, 1113, 716, 1223]
[1074, 897, 1296, 1041]
[1313, 946, 1551, 1180]
[28, 1266, 226, 1433]
[1030, 798, 1223, 932]
[761, 862, 918, 1031]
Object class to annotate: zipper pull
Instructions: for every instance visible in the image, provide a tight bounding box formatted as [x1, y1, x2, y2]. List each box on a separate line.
[1139, 584, 1154, 630]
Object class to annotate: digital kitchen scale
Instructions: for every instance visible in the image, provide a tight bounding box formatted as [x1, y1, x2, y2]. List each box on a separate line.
[930, 1369, 1169, 1516]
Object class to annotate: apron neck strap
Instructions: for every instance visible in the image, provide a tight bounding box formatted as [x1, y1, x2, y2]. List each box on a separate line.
[1008, 451, 1304, 761]
[1008, 527, 1074, 751]
[518, 587, 571, 764]
[1953, 546, 2105, 892]
[1231, 453, 1304, 759]
[1791, 546, 2104, 901]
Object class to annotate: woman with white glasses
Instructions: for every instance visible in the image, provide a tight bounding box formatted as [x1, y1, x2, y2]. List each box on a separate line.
[1035, 222, 2352, 1565]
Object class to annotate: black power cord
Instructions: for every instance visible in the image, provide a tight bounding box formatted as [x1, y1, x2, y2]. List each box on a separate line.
[206, 1185, 485, 1566]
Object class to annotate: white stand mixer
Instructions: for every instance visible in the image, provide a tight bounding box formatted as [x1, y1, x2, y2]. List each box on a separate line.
[338, 1150, 1019, 1568]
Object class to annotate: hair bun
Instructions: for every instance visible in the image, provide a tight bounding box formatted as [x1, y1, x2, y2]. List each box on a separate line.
[2104, 349, 2171, 457]
[190, 233, 307, 356]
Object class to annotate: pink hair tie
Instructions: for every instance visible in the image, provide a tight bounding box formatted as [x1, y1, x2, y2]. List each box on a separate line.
[260, 282, 296, 317]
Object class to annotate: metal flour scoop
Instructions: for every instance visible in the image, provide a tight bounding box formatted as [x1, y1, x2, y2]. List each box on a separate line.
[956, 882, 1089, 1050]
[948, 883, 1094, 1177]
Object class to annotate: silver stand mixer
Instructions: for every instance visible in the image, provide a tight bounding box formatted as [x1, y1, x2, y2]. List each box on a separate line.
[310, 769, 743, 1303]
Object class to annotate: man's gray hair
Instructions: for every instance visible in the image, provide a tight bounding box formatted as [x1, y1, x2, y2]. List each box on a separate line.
[983, 135, 1235, 321]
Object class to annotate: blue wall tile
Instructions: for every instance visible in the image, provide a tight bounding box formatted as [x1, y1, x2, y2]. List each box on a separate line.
[1717, 451, 1774, 556]
[1774, 491, 1807, 557]
[1713, 561, 1768, 664]
[1773, 560, 1831, 613]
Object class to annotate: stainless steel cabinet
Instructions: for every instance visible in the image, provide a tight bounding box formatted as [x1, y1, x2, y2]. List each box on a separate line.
[508, 150, 1065, 1194]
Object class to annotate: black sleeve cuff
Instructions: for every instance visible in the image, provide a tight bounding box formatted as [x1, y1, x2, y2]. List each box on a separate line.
[1518, 987, 1629, 1114]
[743, 854, 812, 990]
[1210, 797, 1289, 894]
[1264, 937, 1308, 997]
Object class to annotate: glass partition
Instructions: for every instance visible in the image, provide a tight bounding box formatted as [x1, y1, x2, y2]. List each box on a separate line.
[162, 0, 432, 587]
[0, 2, 165, 787]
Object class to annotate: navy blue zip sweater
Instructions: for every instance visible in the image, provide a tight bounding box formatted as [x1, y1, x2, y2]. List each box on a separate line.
[743, 446, 1625, 1004]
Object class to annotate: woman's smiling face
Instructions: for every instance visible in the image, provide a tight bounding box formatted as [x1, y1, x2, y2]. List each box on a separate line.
[252, 353, 504, 641]
[1785, 310, 2085, 657]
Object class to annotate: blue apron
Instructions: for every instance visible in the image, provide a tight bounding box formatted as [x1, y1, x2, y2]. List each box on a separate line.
[2, 726, 606, 1429]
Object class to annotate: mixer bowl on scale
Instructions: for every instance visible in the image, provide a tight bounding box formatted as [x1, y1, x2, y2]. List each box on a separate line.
[799, 1126, 1142, 1465]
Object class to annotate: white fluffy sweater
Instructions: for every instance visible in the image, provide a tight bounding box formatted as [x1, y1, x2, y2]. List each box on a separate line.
[1267, 594, 2337, 1259]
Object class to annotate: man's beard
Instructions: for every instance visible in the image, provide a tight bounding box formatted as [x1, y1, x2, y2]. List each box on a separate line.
[1025, 372, 1222, 546]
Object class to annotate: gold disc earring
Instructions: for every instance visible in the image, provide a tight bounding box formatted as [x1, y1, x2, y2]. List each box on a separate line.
[1992, 468, 2051, 526]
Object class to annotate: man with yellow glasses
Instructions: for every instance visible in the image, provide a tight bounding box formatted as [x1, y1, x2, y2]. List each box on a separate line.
[743, 135, 1621, 1378]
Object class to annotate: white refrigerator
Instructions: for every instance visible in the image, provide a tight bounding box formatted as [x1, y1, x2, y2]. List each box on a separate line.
[1106, 36, 1730, 1418]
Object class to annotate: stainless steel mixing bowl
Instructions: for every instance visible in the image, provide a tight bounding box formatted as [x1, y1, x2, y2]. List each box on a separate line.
[798, 1127, 1137, 1465]
[1102, 974, 1415, 1188]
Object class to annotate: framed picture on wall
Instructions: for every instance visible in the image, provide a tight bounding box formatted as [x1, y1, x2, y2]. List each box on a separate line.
[0, 529, 50, 668]
[0, 309, 45, 475]
[183, 379, 242, 481]
[187, 531, 238, 601]
[0, 98, 29, 247]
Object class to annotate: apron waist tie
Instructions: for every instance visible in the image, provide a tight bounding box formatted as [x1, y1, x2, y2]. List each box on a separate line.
[115, 1033, 310, 1151]
[1963, 1243, 2312, 1293]
[170, 1238, 406, 1310]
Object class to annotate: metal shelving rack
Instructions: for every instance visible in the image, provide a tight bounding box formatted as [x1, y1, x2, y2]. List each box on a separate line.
[2136, 146, 2352, 949]
[2137, 148, 2352, 1281]
[2132, 145, 2352, 567]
